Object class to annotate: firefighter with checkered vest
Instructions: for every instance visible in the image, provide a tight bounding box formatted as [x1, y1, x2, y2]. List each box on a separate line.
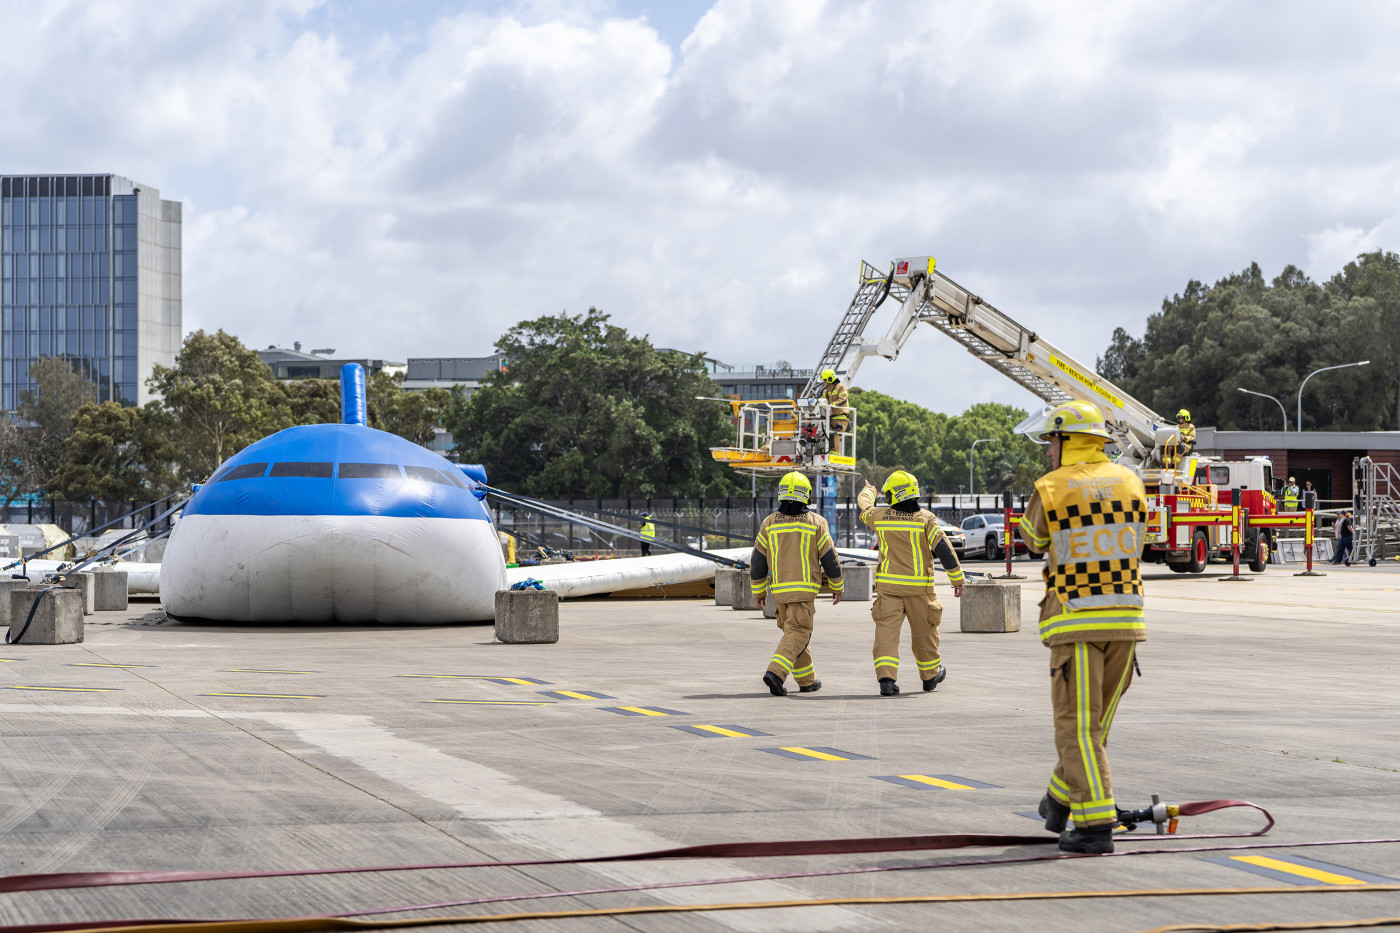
[856, 470, 964, 697]
[750, 472, 844, 697]
[1015, 400, 1148, 855]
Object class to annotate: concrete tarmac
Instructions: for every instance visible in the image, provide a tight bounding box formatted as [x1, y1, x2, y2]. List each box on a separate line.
[1, 560, 1399, 932]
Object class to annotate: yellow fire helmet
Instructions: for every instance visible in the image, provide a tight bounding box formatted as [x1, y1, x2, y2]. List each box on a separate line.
[1016, 400, 1113, 442]
[777, 471, 813, 503]
[821, 368, 838, 383]
[882, 469, 920, 505]
[1177, 408, 1191, 421]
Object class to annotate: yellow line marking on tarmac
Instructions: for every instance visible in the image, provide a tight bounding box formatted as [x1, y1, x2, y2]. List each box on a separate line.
[552, 690, 607, 700]
[693, 725, 751, 737]
[1153, 594, 1400, 614]
[0, 659, 23, 663]
[1229, 856, 1370, 885]
[779, 747, 848, 761]
[5, 685, 117, 692]
[896, 774, 976, 790]
[68, 663, 155, 669]
[426, 699, 555, 706]
[223, 669, 318, 674]
[200, 692, 324, 699]
[617, 707, 670, 716]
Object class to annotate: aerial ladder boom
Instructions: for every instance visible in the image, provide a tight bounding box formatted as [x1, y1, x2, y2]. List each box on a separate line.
[816, 257, 1172, 465]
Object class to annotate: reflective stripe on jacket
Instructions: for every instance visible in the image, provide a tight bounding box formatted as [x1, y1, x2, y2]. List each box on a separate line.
[750, 511, 842, 602]
[855, 487, 964, 593]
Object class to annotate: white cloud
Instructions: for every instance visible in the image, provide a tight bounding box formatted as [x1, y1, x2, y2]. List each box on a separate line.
[5, 0, 1400, 420]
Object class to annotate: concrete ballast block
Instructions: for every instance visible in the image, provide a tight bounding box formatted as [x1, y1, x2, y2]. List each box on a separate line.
[731, 579, 761, 610]
[0, 578, 32, 627]
[71, 572, 97, 616]
[93, 571, 129, 611]
[714, 567, 749, 607]
[8, 587, 85, 644]
[959, 581, 1021, 633]
[495, 589, 560, 643]
[838, 563, 872, 601]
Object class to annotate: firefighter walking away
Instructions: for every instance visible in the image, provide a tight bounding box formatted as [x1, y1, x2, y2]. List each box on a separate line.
[1016, 400, 1148, 855]
[856, 470, 964, 696]
[750, 472, 844, 696]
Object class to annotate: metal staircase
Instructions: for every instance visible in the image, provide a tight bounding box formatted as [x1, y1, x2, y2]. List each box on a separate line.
[1353, 456, 1400, 563]
[800, 262, 893, 399]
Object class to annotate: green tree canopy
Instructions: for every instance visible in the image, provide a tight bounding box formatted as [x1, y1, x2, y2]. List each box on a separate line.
[851, 389, 1043, 496]
[368, 370, 450, 446]
[444, 310, 741, 497]
[1098, 251, 1400, 431]
[146, 329, 285, 482]
[16, 356, 100, 493]
[48, 402, 178, 500]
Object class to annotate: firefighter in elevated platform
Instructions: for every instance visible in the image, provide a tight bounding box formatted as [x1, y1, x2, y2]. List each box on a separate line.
[750, 472, 843, 697]
[818, 369, 851, 436]
[1016, 400, 1148, 855]
[856, 470, 964, 696]
[1175, 409, 1196, 456]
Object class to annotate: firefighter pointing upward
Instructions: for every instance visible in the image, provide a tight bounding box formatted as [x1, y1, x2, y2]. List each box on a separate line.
[857, 471, 964, 697]
[1016, 400, 1148, 855]
[750, 472, 843, 697]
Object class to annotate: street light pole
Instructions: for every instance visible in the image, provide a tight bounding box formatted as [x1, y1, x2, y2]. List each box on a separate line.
[970, 438, 996, 498]
[1237, 387, 1288, 432]
[1296, 361, 1370, 431]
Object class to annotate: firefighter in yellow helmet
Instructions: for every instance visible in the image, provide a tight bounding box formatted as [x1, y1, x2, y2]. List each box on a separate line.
[1175, 409, 1196, 456]
[818, 369, 851, 436]
[750, 471, 844, 696]
[856, 470, 964, 696]
[1015, 400, 1148, 855]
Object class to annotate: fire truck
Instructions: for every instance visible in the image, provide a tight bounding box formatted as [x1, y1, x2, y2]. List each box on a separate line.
[714, 256, 1288, 572]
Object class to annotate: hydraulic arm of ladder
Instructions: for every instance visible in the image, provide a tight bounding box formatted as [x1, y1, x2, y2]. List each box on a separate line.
[816, 257, 1169, 463]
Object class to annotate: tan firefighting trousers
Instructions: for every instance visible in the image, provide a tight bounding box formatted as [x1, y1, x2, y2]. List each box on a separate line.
[871, 591, 941, 683]
[1046, 640, 1136, 828]
[766, 599, 817, 687]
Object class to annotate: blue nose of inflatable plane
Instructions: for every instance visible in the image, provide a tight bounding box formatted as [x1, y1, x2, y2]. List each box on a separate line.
[160, 364, 507, 623]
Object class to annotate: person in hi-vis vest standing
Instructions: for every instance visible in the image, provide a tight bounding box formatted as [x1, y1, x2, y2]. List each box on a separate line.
[638, 512, 656, 557]
[856, 470, 964, 696]
[750, 472, 843, 696]
[1016, 400, 1147, 855]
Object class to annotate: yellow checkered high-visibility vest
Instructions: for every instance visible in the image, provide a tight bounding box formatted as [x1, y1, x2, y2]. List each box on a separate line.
[751, 512, 841, 602]
[1034, 462, 1148, 646]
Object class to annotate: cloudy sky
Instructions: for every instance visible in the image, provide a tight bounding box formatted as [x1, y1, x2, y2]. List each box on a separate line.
[4, 0, 1398, 415]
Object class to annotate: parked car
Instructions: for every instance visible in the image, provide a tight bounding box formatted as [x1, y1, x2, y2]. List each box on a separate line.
[937, 520, 966, 558]
[960, 512, 1030, 560]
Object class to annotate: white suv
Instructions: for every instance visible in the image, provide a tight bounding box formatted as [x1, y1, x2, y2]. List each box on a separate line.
[959, 512, 1028, 560]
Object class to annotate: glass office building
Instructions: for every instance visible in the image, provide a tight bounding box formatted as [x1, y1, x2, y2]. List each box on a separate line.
[1, 173, 181, 410]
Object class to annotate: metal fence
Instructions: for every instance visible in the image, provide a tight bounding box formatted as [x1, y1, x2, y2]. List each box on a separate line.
[0, 499, 173, 537]
[491, 494, 1035, 556]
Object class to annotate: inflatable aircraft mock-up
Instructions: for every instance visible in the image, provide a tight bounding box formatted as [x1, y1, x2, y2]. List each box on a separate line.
[159, 364, 507, 623]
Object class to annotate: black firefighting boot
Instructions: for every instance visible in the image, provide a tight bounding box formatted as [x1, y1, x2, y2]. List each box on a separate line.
[879, 677, 899, 696]
[1058, 824, 1114, 854]
[1038, 794, 1070, 833]
[798, 680, 822, 693]
[922, 665, 947, 692]
[763, 671, 788, 697]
